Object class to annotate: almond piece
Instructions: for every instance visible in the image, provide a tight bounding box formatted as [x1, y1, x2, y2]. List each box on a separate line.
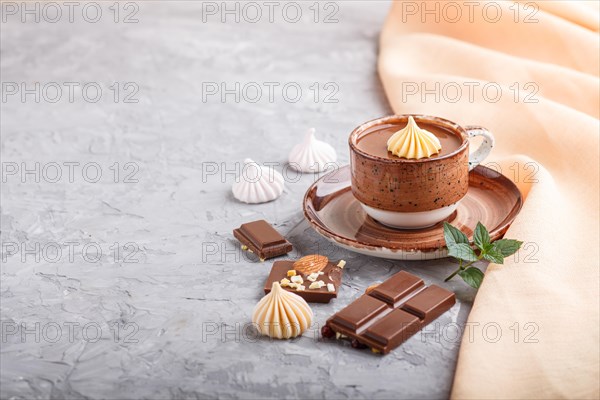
[293, 254, 329, 274]
[308, 282, 322, 290]
[307, 273, 319, 282]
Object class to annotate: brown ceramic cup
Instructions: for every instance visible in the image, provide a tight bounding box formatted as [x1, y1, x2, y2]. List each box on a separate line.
[349, 115, 494, 229]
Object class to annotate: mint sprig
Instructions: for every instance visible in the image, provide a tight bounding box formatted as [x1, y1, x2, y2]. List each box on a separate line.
[443, 222, 523, 289]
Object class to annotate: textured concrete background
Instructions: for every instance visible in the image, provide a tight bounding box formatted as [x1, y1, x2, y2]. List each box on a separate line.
[1, 2, 484, 398]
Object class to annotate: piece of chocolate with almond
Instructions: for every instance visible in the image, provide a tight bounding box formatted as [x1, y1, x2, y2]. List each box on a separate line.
[264, 259, 344, 303]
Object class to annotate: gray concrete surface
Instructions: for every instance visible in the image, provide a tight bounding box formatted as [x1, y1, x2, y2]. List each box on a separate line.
[1, 2, 483, 398]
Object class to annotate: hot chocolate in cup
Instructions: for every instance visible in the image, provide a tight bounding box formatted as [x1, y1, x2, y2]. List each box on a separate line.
[349, 115, 494, 229]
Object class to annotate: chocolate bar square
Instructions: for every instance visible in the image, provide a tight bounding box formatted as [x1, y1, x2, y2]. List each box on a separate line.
[233, 220, 292, 261]
[332, 295, 388, 331]
[364, 309, 420, 347]
[402, 285, 456, 324]
[369, 271, 424, 305]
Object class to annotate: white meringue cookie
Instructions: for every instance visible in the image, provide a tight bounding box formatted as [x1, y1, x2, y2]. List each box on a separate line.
[387, 116, 441, 159]
[252, 282, 313, 339]
[288, 128, 337, 173]
[232, 159, 284, 204]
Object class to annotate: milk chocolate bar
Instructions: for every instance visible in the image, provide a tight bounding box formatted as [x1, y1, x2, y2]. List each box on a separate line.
[264, 259, 344, 303]
[233, 220, 292, 261]
[322, 271, 455, 354]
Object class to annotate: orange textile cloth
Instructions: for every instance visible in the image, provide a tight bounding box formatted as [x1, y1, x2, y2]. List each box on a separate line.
[378, 1, 599, 398]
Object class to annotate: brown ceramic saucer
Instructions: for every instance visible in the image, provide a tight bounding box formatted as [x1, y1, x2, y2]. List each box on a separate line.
[303, 165, 523, 260]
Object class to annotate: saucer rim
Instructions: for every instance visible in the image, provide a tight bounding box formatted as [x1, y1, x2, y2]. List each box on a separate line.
[302, 165, 523, 256]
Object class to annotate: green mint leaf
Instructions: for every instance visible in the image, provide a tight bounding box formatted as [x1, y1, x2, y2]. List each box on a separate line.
[443, 222, 469, 246]
[447, 243, 478, 262]
[483, 247, 504, 264]
[458, 267, 485, 289]
[492, 239, 523, 257]
[473, 222, 491, 252]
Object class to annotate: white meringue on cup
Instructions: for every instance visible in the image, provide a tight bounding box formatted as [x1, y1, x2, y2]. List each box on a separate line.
[288, 128, 337, 173]
[232, 159, 284, 204]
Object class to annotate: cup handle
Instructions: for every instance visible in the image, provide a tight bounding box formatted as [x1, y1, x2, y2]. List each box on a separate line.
[464, 126, 495, 171]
